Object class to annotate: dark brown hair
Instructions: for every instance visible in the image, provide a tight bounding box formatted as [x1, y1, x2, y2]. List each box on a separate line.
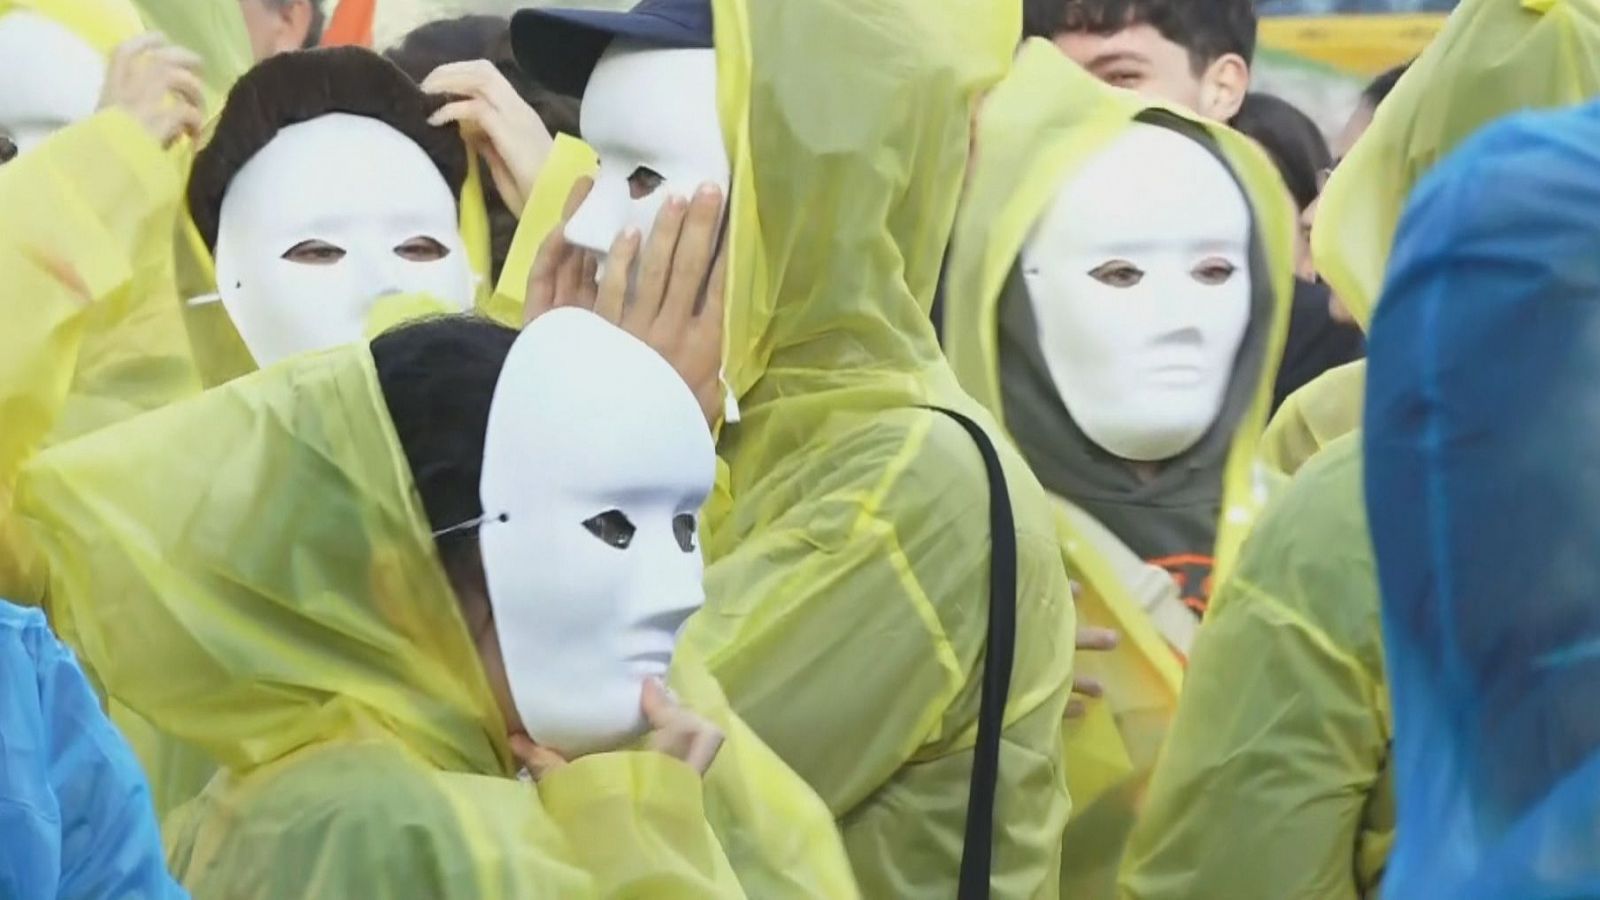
[188, 46, 468, 251]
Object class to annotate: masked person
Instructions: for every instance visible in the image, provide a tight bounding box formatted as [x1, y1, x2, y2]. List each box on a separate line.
[185, 45, 494, 375]
[1367, 98, 1600, 900]
[18, 309, 856, 899]
[1121, 1, 1600, 896]
[940, 40, 1293, 899]
[509, 1, 1076, 895]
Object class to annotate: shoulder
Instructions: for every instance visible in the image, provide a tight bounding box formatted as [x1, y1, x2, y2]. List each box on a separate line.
[180, 742, 487, 892]
[1222, 433, 1383, 677]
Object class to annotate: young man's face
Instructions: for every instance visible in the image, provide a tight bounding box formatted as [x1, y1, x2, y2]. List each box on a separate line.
[1053, 24, 1249, 121]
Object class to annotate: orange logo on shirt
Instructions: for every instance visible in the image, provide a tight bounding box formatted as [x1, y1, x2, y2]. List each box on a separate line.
[1148, 553, 1215, 616]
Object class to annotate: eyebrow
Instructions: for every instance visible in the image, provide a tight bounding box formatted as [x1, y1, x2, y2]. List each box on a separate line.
[1087, 51, 1150, 70]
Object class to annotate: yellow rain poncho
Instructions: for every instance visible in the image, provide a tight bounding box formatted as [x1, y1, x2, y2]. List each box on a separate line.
[658, 1, 1076, 895]
[0, 0, 201, 605]
[1312, 0, 1600, 328]
[17, 341, 857, 899]
[940, 41, 1295, 900]
[1121, 434, 1391, 898]
[500, 2, 1075, 890]
[1260, 359, 1365, 479]
[1267, 0, 1600, 477]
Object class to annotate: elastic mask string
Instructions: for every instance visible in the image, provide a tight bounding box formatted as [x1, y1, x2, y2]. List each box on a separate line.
[432, 511, 509, 540]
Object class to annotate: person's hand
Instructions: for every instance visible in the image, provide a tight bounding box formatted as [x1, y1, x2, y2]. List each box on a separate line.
[424, 60, 554, 215]
[523, 177, 599, 321]
[593, 184, 728, 426]
[1067, 584, 1120, 719]
[509, 733, 570, 781]
[526, 180, 729, 427]
[641, 678, 724, 776]
[506, 678, 724, 781]
[97, 34, 205, 149]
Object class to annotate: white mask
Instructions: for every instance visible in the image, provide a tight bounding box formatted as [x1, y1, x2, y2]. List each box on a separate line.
[475, 308, 715, 758]
[213, 113, 473, 367]
[0, 12, 105, 157]
[564, 41, 728, 280]
[1021, 123, 1252, 462]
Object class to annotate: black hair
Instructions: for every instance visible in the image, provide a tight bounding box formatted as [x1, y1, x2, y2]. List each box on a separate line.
[370, 315, 518, 581]
[188, 46, 468, 251]
[1024, 0, 1258, 72]
[1361, 61, 1411, 109]
[385, 14, 581, 282]
[1230, 92, 1331, 211]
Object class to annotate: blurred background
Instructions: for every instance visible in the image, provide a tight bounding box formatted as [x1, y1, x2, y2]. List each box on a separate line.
[350, 0, 1450, 137]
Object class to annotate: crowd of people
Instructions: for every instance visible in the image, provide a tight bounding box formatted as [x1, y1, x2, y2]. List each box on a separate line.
[2, 0, 1599, 897]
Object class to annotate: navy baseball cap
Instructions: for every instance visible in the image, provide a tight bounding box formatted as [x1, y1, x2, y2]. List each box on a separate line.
[511, 0, 714, 100]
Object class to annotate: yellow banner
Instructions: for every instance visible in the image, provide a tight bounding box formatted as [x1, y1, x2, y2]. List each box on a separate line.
[1260, 14, 1444, 75]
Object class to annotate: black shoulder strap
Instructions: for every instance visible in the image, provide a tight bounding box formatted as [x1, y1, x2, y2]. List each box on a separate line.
[926, 406, 1018, 900]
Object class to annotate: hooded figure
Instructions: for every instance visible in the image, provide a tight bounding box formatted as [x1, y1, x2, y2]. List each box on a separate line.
[1265, 0, 1600, 478]
[1122, 1, 1600, 895]
[508, 0, 1075, 895]
[0, 0, 201, 607]
[18, 312, 857, 899]
[940, 40, 1293, 898]
[1367, 99, 1600, 899]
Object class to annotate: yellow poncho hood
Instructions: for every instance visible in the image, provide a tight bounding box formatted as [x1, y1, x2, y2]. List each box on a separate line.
[1312, 0, 1600, 328]
[944, 40, 1296, 582]
[21, 345, 510, 775]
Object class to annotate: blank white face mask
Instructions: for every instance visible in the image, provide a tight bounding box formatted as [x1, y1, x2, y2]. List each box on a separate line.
[474, 308, 715, 758]
[1021, 123, 1253, 462]
[213, 113, 473, 367]
[0, 12, 105, 157]
[564, 42, 729, 284]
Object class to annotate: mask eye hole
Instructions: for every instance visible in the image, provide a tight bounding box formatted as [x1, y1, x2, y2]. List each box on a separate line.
[1088, 260, 1145, 288]
[0, 134, 16, 165]
[583, 510, 636, 550]
[394, 235, 451, 262]
[673, 514, 698, 553]
[282, 239, 347, 266]
[628, 166, 665, 200]
[1191, 257, 1238, 286]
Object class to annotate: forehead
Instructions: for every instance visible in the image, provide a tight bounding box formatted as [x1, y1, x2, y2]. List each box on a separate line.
[219, 114, 457, 231]
[1051, 23, 1194, 71]
[579, 43, 722, 157]
[1044, 125, 1250, 249]
[0, 12, 105, 122]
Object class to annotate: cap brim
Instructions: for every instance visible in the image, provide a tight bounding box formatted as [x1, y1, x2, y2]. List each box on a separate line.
[510, 8, 713, 100]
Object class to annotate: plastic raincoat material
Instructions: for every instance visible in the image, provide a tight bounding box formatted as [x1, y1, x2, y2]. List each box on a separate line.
[1366, 100, 1600, 899]
[1264, 0, 1600, 500]
[1261, 359, 1365, 479]
[17, 342, 858, 899]
[498, 5, 1076, 891]
[1120, 433, 1393, 899]
[0, 601, 184, 900]
[1311, 0, 1600, 329]
[940, 40, 1295, 899]
[644, 3, 1078, 896]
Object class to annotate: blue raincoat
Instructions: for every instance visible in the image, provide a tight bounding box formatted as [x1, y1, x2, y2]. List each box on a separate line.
[0, 601, 183, 899]
[1366, 99, 1600, 899]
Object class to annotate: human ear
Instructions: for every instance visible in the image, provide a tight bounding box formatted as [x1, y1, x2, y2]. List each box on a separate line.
[1201, 53, 1250, 122]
